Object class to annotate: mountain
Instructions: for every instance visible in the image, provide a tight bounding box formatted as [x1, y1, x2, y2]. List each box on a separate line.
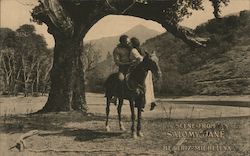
[86, 24, 162, 60]
[141, 10, 250, 95]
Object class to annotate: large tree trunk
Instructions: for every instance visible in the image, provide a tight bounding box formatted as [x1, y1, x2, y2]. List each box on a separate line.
[41, 36, 87, 112]
[36, 62, 40, 93]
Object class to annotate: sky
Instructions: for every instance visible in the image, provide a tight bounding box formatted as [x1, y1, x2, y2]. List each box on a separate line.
[1, 0, 250, 48]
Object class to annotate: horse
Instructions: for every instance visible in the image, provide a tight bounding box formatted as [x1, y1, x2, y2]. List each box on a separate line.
[104, 53, 161, 138]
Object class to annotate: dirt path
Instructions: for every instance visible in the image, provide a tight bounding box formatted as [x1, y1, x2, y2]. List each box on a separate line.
[0, 93, 249, 156]
[0, 93, 249, 118]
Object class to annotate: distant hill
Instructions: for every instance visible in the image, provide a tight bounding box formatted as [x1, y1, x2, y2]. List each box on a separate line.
[87, 24, 162, 60]
[141, 10, 250, 95]
[86, 10, 250, 95]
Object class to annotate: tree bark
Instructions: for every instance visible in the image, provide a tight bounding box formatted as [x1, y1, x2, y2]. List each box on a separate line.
[36, 62, 40, 93]
[40, 35, 87, 112]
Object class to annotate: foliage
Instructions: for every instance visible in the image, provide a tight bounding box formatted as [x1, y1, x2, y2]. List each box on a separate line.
[84, 10, 250, 95]
[0, 25, 52, 96]
[85, 51, 116, 92]
[31, 0, 230, 48]
[0, 25, 105, 96]
[81, 42, 105, 92]
[142, 10, 250, 96]
[81, 42, 101, 72]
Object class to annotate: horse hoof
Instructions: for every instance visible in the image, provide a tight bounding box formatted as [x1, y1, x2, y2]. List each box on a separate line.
[120, 125, 126, 131]
[137, 131, 144, 137]
[132, 132, 137, 139]
[106, 125, 110, 132]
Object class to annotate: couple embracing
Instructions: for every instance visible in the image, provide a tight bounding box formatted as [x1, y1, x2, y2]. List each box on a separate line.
[112, 35, 157, 111]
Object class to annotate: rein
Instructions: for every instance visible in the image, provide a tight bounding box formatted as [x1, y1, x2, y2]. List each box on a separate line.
[126, 74, 145, 92]
[125, 63, 147, 92]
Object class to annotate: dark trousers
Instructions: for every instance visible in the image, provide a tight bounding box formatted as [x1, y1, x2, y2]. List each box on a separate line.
[118, 65, 130, 75]
[115, 65, 130, 97]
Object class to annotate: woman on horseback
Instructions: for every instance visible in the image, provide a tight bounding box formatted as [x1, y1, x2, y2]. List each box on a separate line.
[129, 37, 158, 111]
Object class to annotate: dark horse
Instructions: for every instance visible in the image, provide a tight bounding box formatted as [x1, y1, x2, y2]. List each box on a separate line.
[104, 53, 161, 138]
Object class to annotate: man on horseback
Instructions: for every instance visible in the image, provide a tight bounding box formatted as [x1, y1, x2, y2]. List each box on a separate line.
[111, 35, 133, 103]
[113, 35, 132, 80]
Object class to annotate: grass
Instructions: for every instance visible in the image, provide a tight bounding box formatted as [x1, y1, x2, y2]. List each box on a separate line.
[0, 94, 249, 155]
[0, 112, 249, 156]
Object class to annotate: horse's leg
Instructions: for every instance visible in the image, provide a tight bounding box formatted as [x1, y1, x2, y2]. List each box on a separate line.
[129, 100, 137, 138]
[117, 98, 126, 131]
[105, 97, 111, 132]
[137, 102, 143, 137]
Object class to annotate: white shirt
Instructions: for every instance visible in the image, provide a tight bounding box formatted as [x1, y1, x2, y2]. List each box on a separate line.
[130, 48, 143, 62]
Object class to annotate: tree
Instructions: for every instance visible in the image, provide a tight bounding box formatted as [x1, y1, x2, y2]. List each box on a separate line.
[31, 0, 229, 112]
[106, 51, 116, 73]
[82, 42, 101, 72]
[85, 52, 116, 92]
[0, 48, 15, 94]
[15, 25, 49, 96]
[0, 29, 20, 95]
[0, 25, 51, 96]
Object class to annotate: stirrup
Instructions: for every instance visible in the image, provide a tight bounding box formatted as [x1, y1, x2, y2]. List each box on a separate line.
[150, 102, 157, 111]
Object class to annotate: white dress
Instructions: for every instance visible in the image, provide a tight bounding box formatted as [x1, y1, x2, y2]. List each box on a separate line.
[130, 48, 155, 105]
[145, 71, 155, 105]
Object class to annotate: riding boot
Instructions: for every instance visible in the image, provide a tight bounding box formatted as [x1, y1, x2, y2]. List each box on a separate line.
[150, 102, 157, 111]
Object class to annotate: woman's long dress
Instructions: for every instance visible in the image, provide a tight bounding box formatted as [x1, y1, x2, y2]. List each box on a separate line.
[145, 71, 155, 105]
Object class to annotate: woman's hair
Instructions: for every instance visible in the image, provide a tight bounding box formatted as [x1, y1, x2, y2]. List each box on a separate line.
[130, 37, 140, 49]
[131, 37, 145, 56]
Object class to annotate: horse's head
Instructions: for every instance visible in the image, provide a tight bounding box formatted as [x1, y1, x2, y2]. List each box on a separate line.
[143, 51, 162, 80]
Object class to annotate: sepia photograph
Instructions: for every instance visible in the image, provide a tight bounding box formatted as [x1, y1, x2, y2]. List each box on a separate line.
[0, 0, 250, 155]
